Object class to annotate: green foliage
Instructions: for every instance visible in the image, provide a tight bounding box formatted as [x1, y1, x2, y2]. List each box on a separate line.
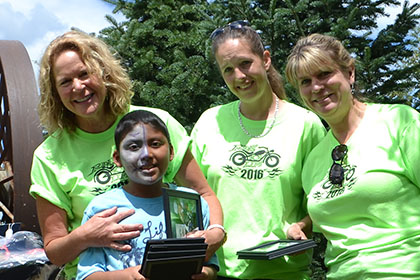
[101, 0, 419, 130]
[389, 24, 420, 109]
[100, 0, 233, 131]
[357, 1, 420, 105]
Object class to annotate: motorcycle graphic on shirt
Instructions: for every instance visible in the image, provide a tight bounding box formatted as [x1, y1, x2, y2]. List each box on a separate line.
[312, 163, 358, 201]
[222, 145, 282, 180]
[90, 160, 125, 184]
[230, 146, 280, 167]
[88, 159, 128, 195]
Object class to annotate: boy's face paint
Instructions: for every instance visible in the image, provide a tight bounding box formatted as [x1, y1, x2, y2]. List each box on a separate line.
[118, 123, 171, 186]
[137, 124, 149, 167]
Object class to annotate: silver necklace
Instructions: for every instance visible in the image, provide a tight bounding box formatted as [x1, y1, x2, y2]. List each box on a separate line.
[238, 97, 279, 138]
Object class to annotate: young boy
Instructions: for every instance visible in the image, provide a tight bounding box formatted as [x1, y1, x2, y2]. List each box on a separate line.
[76, 110, 218, 280]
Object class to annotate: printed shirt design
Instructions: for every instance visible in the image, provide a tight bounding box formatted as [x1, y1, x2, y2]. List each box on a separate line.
[87, 159, 128, 195]
[312, 163, 358, 201]
[222, 144, 282, 180]
[119, 220, 165, 268]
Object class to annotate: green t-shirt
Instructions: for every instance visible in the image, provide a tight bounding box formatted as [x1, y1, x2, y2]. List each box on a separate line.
[29, 105, 191, 279]
[191, 101, 326, 279]
[303, 103, 420, 279]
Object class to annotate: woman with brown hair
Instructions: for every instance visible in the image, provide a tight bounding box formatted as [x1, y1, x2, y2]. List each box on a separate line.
[190, 21, 326, 279]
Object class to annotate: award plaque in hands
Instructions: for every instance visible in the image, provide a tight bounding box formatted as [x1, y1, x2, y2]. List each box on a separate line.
[237, 239, 317, 260]
[162, 188, 204, 238]
[139, 189, 207, 279]
[140, 238, 207, 280]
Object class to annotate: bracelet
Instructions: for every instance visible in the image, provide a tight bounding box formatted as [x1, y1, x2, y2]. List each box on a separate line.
[207, 224, 225, 232]
[207, 224, 228, 245]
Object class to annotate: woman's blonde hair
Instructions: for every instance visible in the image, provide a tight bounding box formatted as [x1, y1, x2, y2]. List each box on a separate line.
[285, 33, 355, 89]
[211, 23, 287, 100]
[38, 30, 133, 134]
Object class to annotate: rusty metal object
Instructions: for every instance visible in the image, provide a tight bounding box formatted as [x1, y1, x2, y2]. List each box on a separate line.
[0, 161, 14, 221]
[0, 40, 44, 233]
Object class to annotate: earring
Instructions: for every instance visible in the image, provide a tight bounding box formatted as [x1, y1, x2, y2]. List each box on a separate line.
[351, 83, 355, 95]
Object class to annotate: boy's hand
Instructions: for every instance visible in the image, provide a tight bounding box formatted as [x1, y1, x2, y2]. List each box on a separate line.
[118, 265, 146, 280]
[191, 266, 217, 280]
[121, 265, 147, 280]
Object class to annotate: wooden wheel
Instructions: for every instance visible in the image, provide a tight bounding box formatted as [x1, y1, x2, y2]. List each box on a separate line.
[0, 40, 44, 233]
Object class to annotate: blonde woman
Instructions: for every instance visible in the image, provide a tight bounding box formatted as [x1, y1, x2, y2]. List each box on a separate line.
[30, 31, 224, 280]
[286, 33, 420, 279]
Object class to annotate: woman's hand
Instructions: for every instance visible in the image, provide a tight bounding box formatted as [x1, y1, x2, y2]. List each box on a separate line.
[77, 206, 143, 251]
[286, 215, 312, 240]
[36, 197, 142, 266]
[186, 226, 226, 261]
[203, 226, 226, 260]
[287, 223, 308, 240]
[286, 215, 313, 256]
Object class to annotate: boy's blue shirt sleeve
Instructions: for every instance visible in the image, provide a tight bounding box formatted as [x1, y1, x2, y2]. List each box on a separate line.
[76, 247, 107, 280]
[204, 253, 220, 271]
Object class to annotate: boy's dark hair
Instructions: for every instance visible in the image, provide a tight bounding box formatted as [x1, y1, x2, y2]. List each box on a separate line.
[115, 110, 171, 151]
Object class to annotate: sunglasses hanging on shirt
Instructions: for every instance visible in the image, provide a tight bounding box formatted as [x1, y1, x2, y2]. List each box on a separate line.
[329, 144, 348, 185]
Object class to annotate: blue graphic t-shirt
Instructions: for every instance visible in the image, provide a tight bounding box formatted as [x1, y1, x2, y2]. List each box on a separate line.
[76, 184, 216, 279]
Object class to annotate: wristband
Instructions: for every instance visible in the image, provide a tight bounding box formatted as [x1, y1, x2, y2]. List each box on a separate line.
[207, 224, 228, 245]
[207, 224, 225, 232]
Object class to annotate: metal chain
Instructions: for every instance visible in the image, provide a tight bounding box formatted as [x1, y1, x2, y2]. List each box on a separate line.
[237, 97, 279, 138]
